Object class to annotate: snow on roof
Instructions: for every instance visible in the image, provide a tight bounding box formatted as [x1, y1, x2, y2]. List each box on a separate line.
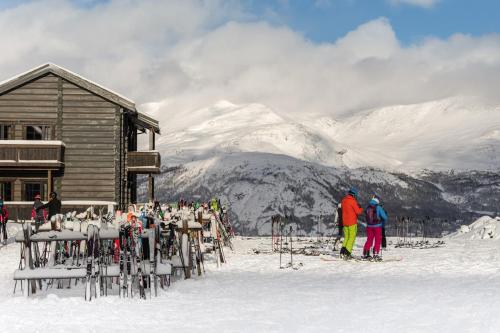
[0, 63, 160, 133]
[0, 63, 135, 106]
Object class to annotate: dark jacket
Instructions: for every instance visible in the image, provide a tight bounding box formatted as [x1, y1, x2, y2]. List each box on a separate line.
[38, 198, 62, 219]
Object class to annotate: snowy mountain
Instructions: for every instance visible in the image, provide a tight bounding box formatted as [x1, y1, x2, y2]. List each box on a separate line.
[151, 97, 500, 172]
[140, 97, 500, 234]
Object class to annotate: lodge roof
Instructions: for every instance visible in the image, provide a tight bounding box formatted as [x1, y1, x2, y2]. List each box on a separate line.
[0, 63, 160, 133]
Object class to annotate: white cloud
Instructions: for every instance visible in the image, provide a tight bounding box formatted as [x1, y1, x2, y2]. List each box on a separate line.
[388, 0, 439, 8]
[0, 0, 499, 128]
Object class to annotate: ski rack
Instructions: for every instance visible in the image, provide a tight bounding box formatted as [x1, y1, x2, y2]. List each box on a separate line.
[13, 223, 173, 300]
[13, 202, 234, 300]
[393, 216, 446, 249]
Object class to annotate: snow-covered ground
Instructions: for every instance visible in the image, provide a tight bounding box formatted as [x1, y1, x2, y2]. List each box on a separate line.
[0, 227, 499, 332]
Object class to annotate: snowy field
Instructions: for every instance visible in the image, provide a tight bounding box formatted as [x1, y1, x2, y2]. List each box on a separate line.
[0, 227, 499, 332]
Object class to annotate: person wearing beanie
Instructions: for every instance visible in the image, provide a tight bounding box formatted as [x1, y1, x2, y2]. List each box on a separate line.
[340, 187, 363, 260]
[31, 194, 47, 233]
[362, 196, 388, 261]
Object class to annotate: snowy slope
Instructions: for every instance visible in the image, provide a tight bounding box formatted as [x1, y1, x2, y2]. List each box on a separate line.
[155, 101, 344, 167]
[449, 216, 500, 240]
[152, 96, 500, 172]
[1, 236, 500, 332]
[142, 97, 500, 233]
[308, 97, 500, 171]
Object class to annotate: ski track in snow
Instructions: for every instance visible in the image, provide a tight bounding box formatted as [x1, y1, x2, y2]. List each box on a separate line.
[0, 236, 499, 332]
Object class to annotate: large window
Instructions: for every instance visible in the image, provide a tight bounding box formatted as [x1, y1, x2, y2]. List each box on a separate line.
[23, 182, 46, 201]
[0, 182, 12, 201]
[0, 124, 12, 140]
[25, 125, 51, 140]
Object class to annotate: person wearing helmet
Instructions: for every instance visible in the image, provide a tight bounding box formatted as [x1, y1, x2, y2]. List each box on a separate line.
[0, 196, 8, 244]
[362, 196, 388, 261]
[31, 194, 47, 233]
[340, 187, 363, 260]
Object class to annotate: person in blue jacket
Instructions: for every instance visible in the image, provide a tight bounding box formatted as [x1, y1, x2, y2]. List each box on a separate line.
[380, 203, 388, 249]
[362, 196, 388, 260]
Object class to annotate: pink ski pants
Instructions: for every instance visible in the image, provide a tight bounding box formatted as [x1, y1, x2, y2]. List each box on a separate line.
[363, 227, 382, 255]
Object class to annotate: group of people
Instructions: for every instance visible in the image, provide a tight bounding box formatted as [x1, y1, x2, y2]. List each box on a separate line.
[0, 192, 62, 237]
[336, 187, 388, 261]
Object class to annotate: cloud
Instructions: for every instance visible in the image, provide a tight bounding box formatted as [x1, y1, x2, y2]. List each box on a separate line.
[388, 0, 439, 8]
[0, 0, 499, 129]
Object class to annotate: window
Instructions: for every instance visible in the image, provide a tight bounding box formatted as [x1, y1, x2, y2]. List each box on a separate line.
[24, 182, 46, 201]
[25, 125, 51, 140]
[0, 124, 12, 140]
[0, 182, 12, 201]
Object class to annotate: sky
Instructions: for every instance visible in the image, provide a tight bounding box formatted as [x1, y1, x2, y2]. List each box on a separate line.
[1, 0, 500, 123]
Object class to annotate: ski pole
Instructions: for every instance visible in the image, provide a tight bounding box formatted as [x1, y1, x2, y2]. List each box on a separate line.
[290, 229, 293, 263]
[279, 218, 283, 269]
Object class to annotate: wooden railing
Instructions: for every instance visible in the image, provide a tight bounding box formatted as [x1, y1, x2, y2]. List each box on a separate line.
[0, 140, 65, 169]
[127, 151, 161, 174]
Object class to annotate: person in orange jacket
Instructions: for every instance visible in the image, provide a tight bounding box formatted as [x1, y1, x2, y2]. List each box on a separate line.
[340, 187, 363, 259]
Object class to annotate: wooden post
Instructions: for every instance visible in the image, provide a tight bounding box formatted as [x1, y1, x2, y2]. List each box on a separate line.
[47, 170, 52, 199]
[149, 129, 155, 151]
[148, 174, 154, 203]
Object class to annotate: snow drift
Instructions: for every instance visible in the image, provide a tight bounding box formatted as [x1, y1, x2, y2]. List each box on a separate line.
[449, 216, 500, 240]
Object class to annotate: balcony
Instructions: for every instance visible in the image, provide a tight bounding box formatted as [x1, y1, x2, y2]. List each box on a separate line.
[127, 151, 161, 174]
[0, 140, 65, 170]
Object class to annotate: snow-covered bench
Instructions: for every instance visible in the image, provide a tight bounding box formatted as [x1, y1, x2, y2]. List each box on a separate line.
[14, 266, 87, 280]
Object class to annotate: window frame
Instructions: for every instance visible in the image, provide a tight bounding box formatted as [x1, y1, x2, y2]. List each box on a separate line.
[0, 122, 14, 140]
[21, 180, 48, 202]
[23, 124, 54, 141]
[0, 180, 13, 201]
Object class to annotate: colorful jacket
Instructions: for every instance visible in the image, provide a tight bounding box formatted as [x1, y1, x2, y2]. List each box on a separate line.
[340, 194, 363, 227]
[365, 199, 388, 228]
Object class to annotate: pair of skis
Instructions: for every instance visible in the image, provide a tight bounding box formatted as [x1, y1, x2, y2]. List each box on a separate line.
[85, 224, 100, 301]
[132, 223, 146, 299]
[119, 224, 132, 298]
[319, 254, 403, 263]
[119, 223, 157, 298]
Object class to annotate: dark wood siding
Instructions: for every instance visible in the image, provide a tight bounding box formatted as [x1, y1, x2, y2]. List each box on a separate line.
[60, 80, 117, 202]
[0, 75, 59, 200]
[0, 74, 58, 142]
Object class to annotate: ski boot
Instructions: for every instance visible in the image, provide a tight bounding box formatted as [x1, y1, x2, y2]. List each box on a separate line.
[371, 254, 382, 262]
[362, 250, 372, 260]
[343, 249, 353, 261]
[339, 247, 346, 259]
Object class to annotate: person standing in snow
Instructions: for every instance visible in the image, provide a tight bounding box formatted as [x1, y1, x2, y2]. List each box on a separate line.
[362, 196, 388, 261]
[36, 192, 62, 231]
[332, 202, 343, 251]
[31, 194, 47, 233]
[340, 188, 363, 259]
[380, 204, 388, 249]
[0, 196, 8, 244]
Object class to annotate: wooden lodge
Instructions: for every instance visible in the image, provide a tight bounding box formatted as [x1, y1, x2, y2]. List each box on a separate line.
[0, 63, 160, 216]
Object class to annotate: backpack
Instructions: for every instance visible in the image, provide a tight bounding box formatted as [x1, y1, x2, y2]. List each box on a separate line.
[365, 205, 380, 225]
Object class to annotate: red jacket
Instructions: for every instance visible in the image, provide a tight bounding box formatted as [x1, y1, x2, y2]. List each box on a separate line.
[341, 194, 363, 227]
[0, 206, 8, 224]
